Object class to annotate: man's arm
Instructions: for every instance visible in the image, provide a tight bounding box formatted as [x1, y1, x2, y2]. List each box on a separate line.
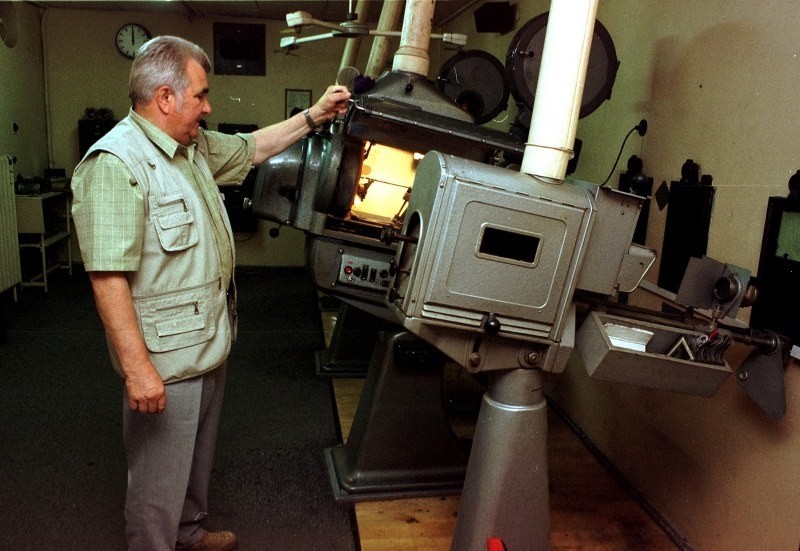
[251, 85, 351, 166]
[88, 271, 166, 414]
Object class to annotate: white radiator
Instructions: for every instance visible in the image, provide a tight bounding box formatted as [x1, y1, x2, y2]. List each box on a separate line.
[0, 154, 21, 294]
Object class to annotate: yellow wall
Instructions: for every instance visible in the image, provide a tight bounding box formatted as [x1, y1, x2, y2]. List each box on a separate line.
[0, 2, 48, 177]
[442, 2, 800, 549]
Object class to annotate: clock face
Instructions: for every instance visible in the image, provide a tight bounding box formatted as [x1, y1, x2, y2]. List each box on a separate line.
[116, 23, 151, 59]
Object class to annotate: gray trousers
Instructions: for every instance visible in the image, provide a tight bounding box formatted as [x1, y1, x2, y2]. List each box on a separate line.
[123, 364, 227, 551]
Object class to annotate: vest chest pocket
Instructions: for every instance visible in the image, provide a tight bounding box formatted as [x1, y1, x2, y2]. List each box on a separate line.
[151, 193, 199, 251]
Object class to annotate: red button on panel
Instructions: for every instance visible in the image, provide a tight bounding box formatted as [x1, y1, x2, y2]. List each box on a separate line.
[344, 265, 353, 275]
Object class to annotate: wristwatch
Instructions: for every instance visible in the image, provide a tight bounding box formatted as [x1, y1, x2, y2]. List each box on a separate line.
[302, 108, 317, 130]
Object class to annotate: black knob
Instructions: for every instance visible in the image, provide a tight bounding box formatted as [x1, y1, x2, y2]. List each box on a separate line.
[381, 226, 419, 246]
[681, 159, 700, 184]
[713, 275, 740, 303]
[380, 226, 396, 245]
[269, 227, 280, 238]
[789, 170, 800, 199]
[485, 315, 501, 334]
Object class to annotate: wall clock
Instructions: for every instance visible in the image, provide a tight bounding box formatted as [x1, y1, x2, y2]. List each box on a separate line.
[115, 23, 151, 59]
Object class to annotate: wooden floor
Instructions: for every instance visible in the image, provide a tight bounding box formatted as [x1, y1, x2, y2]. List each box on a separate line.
[323, 311, 679, 551]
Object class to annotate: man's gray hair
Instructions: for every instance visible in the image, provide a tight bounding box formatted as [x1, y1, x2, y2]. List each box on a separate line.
[129, 35, 211, 107]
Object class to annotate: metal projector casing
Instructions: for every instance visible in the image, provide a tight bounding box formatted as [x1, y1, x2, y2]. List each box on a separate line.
[388, 152, 596, 374]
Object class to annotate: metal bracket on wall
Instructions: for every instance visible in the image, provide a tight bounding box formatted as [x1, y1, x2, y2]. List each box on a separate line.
[736, 332, 789, 419]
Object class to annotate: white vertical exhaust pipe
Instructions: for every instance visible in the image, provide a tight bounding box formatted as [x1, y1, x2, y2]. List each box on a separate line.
[520, 0, 599, 182]
[391, 0, 435, 76]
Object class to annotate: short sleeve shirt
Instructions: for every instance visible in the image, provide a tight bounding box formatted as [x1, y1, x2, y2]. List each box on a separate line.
[71, 109, 255, 282]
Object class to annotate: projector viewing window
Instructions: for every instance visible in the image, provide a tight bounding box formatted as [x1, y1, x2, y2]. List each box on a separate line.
[478, 226, 540, 264]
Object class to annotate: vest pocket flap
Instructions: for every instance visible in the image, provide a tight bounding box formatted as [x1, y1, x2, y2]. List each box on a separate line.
[158, 210, 195, 230]
[151, 193, 199, 252]
[156, 314, 206, 338]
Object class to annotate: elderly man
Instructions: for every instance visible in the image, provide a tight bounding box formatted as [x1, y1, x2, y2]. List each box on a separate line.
[71, 35, 350, 551]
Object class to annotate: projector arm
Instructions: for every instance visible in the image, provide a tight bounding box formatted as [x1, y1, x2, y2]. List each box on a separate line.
[280, 33, 337, 49]
[286, 11, 344, 31]
[282, 11, 466, 51]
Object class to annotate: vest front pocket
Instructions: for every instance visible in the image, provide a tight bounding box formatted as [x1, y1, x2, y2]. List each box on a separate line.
[135, 281, 220, 353]
[151, 192, 199, 251]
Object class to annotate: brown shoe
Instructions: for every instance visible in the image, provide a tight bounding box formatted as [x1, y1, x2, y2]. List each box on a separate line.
[179, 530, 238, 551]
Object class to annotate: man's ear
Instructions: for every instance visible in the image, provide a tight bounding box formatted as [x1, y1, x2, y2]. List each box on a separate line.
[155, 86, 174, 114]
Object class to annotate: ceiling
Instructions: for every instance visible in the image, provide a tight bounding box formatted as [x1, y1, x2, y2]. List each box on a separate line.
[27, 1, 475, 26]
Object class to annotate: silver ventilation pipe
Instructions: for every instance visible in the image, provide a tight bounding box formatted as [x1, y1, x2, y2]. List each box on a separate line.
[364, 0, 405, 79]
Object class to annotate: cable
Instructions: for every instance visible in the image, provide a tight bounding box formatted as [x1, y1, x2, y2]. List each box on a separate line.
[600, 119, 647, 187]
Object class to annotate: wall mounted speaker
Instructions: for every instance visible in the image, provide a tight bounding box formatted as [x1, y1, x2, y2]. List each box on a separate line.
[213, 22, 266, 76]
[474, 2, 515, 34]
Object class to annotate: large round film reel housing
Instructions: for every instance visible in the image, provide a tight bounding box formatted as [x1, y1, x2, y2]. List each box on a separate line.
[437, 50, 510, 125]
[506, 12, 619, 121]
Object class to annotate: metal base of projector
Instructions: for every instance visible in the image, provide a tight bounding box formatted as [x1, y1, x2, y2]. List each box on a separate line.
[325, 329, 469, 502]
[451, 367, 550, 551]
[323, 327, 551, 550]
[316, 303, 381, 378]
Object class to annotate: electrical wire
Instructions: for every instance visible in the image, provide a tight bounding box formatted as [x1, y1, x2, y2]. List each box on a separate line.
[600, 126, 638, 187]
[600, 119, 647, 187]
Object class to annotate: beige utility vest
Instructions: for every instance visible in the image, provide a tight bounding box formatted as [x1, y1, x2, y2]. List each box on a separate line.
[83, 117, 236, 383]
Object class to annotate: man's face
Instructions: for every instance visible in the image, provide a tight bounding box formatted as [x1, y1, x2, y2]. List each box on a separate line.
[170, 59, 212, 145]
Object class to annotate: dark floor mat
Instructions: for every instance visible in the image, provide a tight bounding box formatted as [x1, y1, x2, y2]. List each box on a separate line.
[0, 267, 358, 551]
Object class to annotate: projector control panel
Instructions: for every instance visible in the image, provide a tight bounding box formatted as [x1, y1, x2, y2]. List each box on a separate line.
[338, 252, 392, 291]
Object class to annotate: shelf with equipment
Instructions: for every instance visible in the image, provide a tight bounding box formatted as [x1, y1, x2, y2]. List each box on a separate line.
[16, 191, 73, 292]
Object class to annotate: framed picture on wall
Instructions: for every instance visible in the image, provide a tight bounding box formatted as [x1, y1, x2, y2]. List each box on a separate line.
[285, 89, 312, 119]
